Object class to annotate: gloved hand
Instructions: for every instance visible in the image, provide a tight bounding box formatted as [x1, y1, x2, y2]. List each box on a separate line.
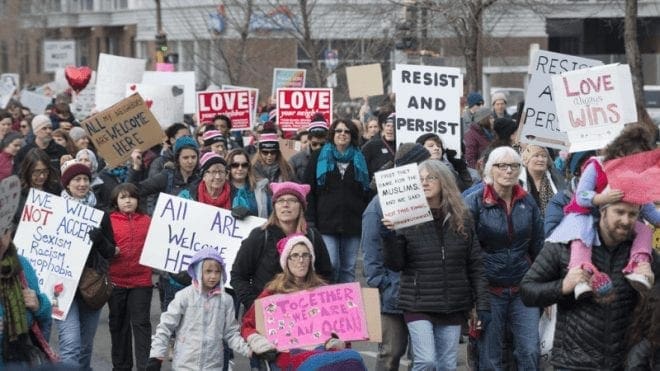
[255, 349, 278, 362]
[231, 206, 250, 220]
[145, 357, 162, 371]
[88, 227, 104, 244]
[446, 149, 467, 171]
[325, 337, 346, 350]
[248, 333, 276, 355]
[477, 310, 491, 330]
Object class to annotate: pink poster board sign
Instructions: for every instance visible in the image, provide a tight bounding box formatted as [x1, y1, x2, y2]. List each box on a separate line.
[257, 282, 368, 351]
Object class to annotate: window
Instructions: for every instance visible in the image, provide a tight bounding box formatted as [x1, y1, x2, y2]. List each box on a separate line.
[115, 0, 127, 9]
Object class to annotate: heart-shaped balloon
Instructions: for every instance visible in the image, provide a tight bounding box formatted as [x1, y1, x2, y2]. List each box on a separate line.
[65, 66, 92, 93]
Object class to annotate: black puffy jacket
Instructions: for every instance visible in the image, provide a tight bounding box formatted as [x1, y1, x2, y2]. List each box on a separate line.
[520, 239, 639, 370]
[383, 214, 490, 314]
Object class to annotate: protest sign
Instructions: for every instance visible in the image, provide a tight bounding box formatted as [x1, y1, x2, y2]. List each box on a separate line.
[140, 194, 265, 285]
[393, 64, 463, 155]
[278, 139, 301, 161]
[14, 189, 104, 320]
[71, 85, 96, 119]
[375, 163, 432, 229]
[520, 50, 603, 150]
[43, 40, 76, 73]
[272, 68, 306, 98]
[126, 83, 184, 129]
[19, 90, 53, 115]
[552, 64, 637, 152]
[143, 71, 197, 114]
[96, 53, 146, 110]
[222, 84, 259, 119]
[0, 80, 16, 109]
[197, 89, 252, 131]
[81, 93, 163, 168]
[346, 63, 384, 99]
[255, 283, 370, 351]
[155, 63, 174, 72]
[0, 176, 20, 234]
[276, 88, 332, 132]
[1, 73, 19, 90]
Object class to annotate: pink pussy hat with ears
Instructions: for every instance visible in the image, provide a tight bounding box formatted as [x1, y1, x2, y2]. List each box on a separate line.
[276, 233, 315, 270]
[269, 181, 310, 208]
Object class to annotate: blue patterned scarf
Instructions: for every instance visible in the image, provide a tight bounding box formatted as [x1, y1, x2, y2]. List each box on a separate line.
[316, 143, 370, 190]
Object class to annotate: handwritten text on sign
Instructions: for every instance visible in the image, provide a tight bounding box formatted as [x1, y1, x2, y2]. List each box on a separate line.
[82, 93, 163, 168]
[258, 283, 368, 351]
[276, 88, 332, 132]
[393, 65, 463, 155]
[375, 163, 432, 229]
[140, 194, 265, 285]
[551, 64, 637, 152]
[197, 90, 252, 130]
[14, 189, 103, 320]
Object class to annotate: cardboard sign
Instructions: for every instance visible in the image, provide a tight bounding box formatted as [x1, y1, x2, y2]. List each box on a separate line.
[126, 83, 184, 129]
[71, 85, 96, 119]
[197, 90, 252, 131]
[346, 63, 384, 99]
[43, 40, 76, 73]
[222, 84, 260, 120]
[552, 64, 637, 152]
[14, 189, 104, 320]
[96, 53, 146, 110]
[520, 50, 603, 150]
[0, 176, 20, 234]
[19, 90, 52, 115]
[0, 80, 16, 109]
[255, 283, 370, 351]
[272, 68, 306, 98]
[81, 93, 164, 168]
[140, 194, 266, 285]
[276, 88, 332, 132]
[393, 64, 463, 155]
[143, 71, 197, 114]
[375, 164, 432, 229]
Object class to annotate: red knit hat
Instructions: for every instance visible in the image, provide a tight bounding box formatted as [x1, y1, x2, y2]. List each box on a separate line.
[604, 148, 660, 204]
[60, 160, 92, 188]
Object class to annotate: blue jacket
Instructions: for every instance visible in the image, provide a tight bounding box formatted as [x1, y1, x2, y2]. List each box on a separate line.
[465, 184, 544, 287]
[361, 197, 401, 314]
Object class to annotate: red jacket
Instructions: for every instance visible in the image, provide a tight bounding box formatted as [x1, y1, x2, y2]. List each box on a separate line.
[0, 152, 13, 181]
[109, 211, 153, 288]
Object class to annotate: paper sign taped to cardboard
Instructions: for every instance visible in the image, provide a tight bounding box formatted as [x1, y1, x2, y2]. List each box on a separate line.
[375, 163, 432, 229]
[346, 64, 384, 99]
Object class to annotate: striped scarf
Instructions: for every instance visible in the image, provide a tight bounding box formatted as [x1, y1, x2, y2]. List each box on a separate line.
[0, 245, 28, 358]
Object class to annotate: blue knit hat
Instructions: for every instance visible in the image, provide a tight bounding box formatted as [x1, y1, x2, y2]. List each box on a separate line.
[569, 150, 596, 176]
[467, 92, 484, 108]
[173, 135, 199, 159]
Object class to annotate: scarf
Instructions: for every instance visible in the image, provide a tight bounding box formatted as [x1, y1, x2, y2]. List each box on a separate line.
[232, 185, 258, 216]
[0, 245, 28, 358]
[316, 143, 370, 190]
[61, 189, 97, 207]
[197, 180, 231, 209]
[528, 172, 554, 214]
[107, 166, 128, 183]
[254, 161, 281, 183]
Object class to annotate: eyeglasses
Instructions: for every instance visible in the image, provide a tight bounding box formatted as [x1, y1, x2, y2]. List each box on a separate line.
[261, 150, 277, 156]
[493, 163, 521, 171]
[310, 141, 325, 149]
[334, 129, 351, 135]
[419, 175, 439, 183]
[275, 197, 300, 205]
[205, 170, 226, 177]
[288, 252, 312, 261]
[32, 169, 49, 177]
[230, 162, 249, 169]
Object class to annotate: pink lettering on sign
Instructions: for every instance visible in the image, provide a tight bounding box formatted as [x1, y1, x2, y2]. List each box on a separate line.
[258, 282, 368, 351]
[196, 90, 252, 130]
[276, 88, 333, 132]
[562, 74, 614, 97]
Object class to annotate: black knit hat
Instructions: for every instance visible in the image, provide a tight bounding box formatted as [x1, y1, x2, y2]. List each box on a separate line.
[394, 143, 431, 166]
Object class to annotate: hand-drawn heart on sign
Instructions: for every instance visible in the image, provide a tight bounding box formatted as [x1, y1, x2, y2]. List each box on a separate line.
[172, 86, 184, 97]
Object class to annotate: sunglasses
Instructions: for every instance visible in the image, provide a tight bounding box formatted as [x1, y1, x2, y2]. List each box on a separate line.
[230, 162, 249, 169]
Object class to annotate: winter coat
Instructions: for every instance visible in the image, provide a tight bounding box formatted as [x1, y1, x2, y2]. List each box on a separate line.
[463, 123, 492, 169]
[361, 136, 395, 180]
[128, 166, 200, 214]
[289, 147, 311, 182]
[230, 225, 333, 309]
[464, 184, 543, 287]
[304, 149, 370, 236]
[90, 172, 119, 212]
[520, 239, 639, 370]
[0, 151, 13, 181]
[85, 211, 116, 270]
[383, 213, 489, 314]
[109, 212, 152, 288]
[13, 140, 68, 175]
[361, 196, 401, 314]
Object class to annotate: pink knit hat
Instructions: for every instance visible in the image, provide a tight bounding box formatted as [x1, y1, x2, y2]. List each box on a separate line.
[270, 181, 310, 208]
[604, 148, 660, 205]
[276, 233, 315, 270]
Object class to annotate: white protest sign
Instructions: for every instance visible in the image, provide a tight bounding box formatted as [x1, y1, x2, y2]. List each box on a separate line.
[520, 50, 603, 150]
[96, 53, 146, 110]
[0, 176, 20, 234]
[375, 164, 432, 229]
[552, 64, 637, 152]
[126, 83, 184, 129]
[0, 80, 16, 109]
[1, 73, 20, 90]
[143, 71, 196, 114]
[43, 40, 76, 73]
[393, 64, 463, 155]
[141, 194, 266, 286]
[14, 189, 104, 320]
[71, 85, 96, 119]
[19, 90, 52, 115]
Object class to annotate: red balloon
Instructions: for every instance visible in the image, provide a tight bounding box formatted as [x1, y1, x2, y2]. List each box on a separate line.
[64, 66, 92, 93]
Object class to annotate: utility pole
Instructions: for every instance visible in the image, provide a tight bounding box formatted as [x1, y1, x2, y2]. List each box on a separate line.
[154, 0, 166, 64]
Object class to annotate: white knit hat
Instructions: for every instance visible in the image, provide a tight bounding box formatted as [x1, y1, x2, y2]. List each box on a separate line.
[276, 233, 315, 271]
